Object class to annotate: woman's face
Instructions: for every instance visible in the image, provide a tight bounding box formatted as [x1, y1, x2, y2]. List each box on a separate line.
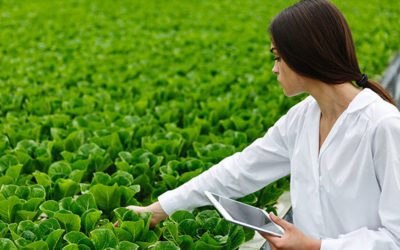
[270, 44, 307, 97]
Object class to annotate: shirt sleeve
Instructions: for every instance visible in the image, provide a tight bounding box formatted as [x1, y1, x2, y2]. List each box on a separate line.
[158, 113, 292, 215]
[321, 116, 400, 250]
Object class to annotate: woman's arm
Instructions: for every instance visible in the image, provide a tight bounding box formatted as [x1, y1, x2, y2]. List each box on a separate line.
[125, 98, 310, 225]
[157, 112, 292, 216]
[122, 113, 292, 226]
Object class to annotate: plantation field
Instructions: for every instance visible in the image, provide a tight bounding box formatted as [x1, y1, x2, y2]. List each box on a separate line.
[0, 0, 399, 249]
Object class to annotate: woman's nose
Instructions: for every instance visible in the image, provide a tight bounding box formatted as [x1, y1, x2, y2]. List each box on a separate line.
[272, 62, 279, 74]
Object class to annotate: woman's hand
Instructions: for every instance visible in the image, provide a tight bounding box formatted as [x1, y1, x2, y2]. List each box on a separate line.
[260, 212, 321, 250]
[113, 201, 168, 227]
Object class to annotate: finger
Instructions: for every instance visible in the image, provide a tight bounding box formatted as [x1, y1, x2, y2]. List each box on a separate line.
[126, 205, 142, 214]
[260, 232, 281, 247]
[113, 221, 119, 227]
[261, 236, 279, 250]
[259, 231, 280, 241]
[269, 212, 292, 230]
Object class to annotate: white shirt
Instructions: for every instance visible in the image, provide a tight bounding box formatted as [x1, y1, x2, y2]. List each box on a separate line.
[158, 88, 400, 250]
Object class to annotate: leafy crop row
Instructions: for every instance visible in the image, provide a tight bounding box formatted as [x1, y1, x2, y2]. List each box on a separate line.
[0, 0, 399, 249]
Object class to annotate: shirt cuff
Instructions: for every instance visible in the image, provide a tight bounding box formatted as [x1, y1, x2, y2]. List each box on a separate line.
[320, 238, 339, 250]
[158, 190, 184, 216]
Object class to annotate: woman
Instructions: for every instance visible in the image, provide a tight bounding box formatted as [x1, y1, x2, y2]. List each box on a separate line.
[120, 0, 400, 249]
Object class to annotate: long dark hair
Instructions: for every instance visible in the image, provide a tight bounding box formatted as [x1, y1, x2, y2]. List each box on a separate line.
[268, 0, 395, 105]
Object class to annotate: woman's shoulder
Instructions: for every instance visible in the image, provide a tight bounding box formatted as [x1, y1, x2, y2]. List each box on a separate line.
[360, 89, 400, 124]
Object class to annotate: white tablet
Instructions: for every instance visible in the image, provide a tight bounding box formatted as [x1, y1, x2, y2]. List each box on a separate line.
[205, 191, 284, 237]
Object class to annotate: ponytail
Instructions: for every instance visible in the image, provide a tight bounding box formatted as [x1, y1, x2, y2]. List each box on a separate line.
[364, 79, 396, 105]
[355, 73, 395, 105]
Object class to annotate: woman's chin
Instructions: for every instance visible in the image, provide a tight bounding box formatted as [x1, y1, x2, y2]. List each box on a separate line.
[282, 88, 302, 97]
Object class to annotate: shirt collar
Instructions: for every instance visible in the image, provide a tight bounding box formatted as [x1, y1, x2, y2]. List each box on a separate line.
[345, 88, 379, 114]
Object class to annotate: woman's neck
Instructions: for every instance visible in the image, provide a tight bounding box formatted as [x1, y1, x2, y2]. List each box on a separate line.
[307, 81, 361, 121]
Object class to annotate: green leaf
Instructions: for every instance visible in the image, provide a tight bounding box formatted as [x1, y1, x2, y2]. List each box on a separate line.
[53, 179, 80, 200]
[59, 197, 73, 210]
[23, 198, 43, 212]
[71, 159, 89, 171]
[15, 140, 37, 155]
[30, 185, 46, 199]
[15, 186, 30, 200]
[54, 211, 81, 232]
[39, 201, 60, 218]
[142, 230, 159, 244]
[214, 219, 232, 236]
[162, 223, 179, 245]
[193, 142, 235, 163]
[121, 220, 144, 242]
[48, 161, 72, 181]
[14, 237, 31, 248]
[33, 171, 52, 192]
[114, 227, 132, 241]
[0, 238, 17, 250]
[201, 217, 219, 234]
[227, 224, 245, 249]
[119, 185, 140, 206]
[71, 193, 97, 215]
[258, 182, 285, 207]
[91, 172, 111, 186]
[0, 155, 19, 173]
[62, 243, 79, 250]
[196, 210, 220, 225]
[46, 229, 65, 250]
[122, 209, 140, 222]
[243, 227, 255, 242]
[0, 196, 23, 223]
[132, 174, 153, 202]
[21, 240, 49, 250]
[74, 195, 95, 212]
[178, 219, 198, 237]
[90, 228, 118, 250]
[89, 183, 121, 214]
[64, 131, 85, 152]
[81, 209, 102, 234]
[111, 171, 133, 186]
[108, 132, 123, 160]
[179, 235, 194, 249]
[161, 174, 178, 189]
[39, 218, 61, 236]
[9, 223, 18, 240]
[69, 170, 85, 183]
[5, 164, 23, 183]
[78, 143, 105, 158]
[178, 168, 202, 184]
[170, 210, 195, 224]
[15, 210, 39, 222]
[0, 220, 8, 238]
[0, 176, 14, 186]
[196, 232, 225, 248]
[140, 211, 152, 233]
[117, 241, 139, 250]
[1, 185, 18, 199]
[150, 241, 179, 250]
[64, 231, 95, 249]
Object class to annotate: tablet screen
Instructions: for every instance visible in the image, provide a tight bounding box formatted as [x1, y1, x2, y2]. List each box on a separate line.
[209, 193, 283, 236]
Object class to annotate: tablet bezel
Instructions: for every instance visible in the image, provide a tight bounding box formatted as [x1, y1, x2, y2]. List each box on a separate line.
[204, 191, 284, 237]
